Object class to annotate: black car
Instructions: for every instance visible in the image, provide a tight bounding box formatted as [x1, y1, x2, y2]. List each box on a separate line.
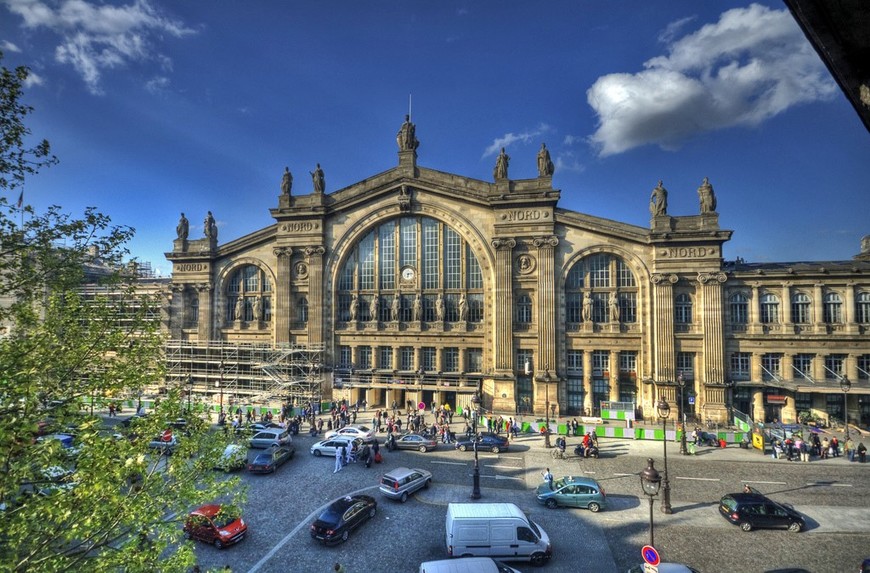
[247, 445, 295, 474]
[392, 433, 439, 452]
[310, 495, 378, 544]
[719, 492, 805, 532]
[455, 432, 509, 453]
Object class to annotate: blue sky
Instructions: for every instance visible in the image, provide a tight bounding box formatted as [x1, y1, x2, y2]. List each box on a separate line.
[1, 0, 868, 276]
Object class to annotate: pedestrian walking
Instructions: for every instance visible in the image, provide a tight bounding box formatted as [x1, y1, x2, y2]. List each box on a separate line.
[334, 445, 343, 473]
[541, 467, 554, 489]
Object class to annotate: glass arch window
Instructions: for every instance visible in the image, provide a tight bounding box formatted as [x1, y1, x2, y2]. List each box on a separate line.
[565, 254, 638, 323]
[675, 293, 693, 324]
[791, 292, 811, 324]
[823, 292, 842, 323]
[225, 264, 271, 323]
[337, 216, 484, 323]
[760, 293, 779, 324]
[858, 292, 870, 323]
[729, 293, 748, 324]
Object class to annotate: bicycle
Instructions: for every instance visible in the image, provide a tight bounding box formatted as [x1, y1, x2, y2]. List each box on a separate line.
[551, 448, 567, 460]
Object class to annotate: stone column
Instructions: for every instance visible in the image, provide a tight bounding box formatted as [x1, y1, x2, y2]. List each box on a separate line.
[780, 282, 793, 332]
[651, 274, 678, 380]
[169, 283, 184, 339]
[698, 272, 727, 415]
[845, 283, 857, 333]
[305, 246, 326, 347]
[752, 387, 765, 423]
[197, 283, 214, 341]
[813, 283, 824, 333]
[609, 350, 620, 402]
[491, 238, 516, 372]
[751, 352, 763, 383]
[533, 236, 558, 375]
[273, 247, 293, 344]
[583, 350, 593, 414]
[749, 283, 760, 334]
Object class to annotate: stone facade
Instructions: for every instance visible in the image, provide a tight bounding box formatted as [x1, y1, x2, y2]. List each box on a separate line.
[164, 120, 870, 427]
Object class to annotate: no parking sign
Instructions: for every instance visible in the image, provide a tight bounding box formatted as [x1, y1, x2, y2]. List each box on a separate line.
[641, 545, 660, 572]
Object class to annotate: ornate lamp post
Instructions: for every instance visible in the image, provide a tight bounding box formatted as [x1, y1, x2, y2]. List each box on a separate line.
[841, 376, 851, 441]
[543, 377, 552, 449]
[640, 458, 662, 547]
[657, 398, 673, 514]
[677, 374, 688, 456]
[471, 433, 482, 499]
[186, 375, 193, 414]
[471, 391, 481, 434]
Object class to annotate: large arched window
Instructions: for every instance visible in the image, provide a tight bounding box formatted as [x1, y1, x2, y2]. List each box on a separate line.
[760, 293, 779, 324]
[823, 292, 842, 323]
[337, 216, 484, 323]
[729, 293, 748, 324]
[791, 292, 811, 324]
[226, 264, 271, 323]
[565, 254, 637, 324]
[858, 292, 870, 323]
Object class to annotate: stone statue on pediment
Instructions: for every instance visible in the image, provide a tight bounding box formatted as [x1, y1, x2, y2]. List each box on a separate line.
[310, 164, 325, 194]
[281, 167, 292, 195]
[396, 114, 419, 151]
[537, 143, 554, 177]
[176, 213, 189, 240]
[494, 147, 510, 180]
[649, 180, 668, 217]
[698, 177, 717, 213]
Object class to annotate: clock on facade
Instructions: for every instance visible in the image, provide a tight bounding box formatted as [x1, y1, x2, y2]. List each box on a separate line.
[401, 267, 416, 281]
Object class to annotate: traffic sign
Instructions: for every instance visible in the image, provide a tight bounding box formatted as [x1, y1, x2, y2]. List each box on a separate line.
[418, 401, 426, 411]
[643, 564, 659, 573]
[641, 545, 660, 566]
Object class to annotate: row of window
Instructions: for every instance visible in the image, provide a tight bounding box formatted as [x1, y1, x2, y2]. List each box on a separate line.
[729, 353, 870, 380]
[337, 345, 484, 373]
[730, 291, 870, 324]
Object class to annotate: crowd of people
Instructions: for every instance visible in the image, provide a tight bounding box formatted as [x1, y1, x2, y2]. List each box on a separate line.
[771, 433, 867, 462]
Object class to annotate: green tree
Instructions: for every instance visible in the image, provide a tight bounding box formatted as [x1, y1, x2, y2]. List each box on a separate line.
[0, 53, 244, 572]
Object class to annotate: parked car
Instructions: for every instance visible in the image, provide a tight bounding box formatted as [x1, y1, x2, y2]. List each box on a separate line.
[420, 557, 521, 573]
[309, 495, 378, 544]
[325, 425, 376, 443]
[310, 436, 362, 457]
[455, 432, 509, 453]
[249, 421, 283, 432]
[696, 431, 719, 447]
[247, 445, 295, 474]
[214, 444, 248, 472]
[391, 433, 438, 452]
[535, 476, 606, 512]
[719, 492, 805, 532]
[36, 433, 81, 458]
[183, 504, 247, 549]
[379, 467, 432, 502]
[147, 433, 178, 456]
[248, 428, 292, 449]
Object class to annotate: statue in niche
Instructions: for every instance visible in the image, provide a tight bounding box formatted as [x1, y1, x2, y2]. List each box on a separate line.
[204, 211, 218, 240]
[493, 147, 510, 180]
[649, 180, 668, 217]
[537, 143, 554, 177]
[176, 213, 189, 240]
[609, 295, 620, 322]
[396, 114, 419, 151]
[412, 293, 422, 321]
[697, 177, 717, 214]
[458, 294, 468, 321]
[281, 167, 293, 195]
[582, 291, 593, 322]
[369, 295, 379, 322]
[234, 296, 244, 321]
[349, 293, 358, 321]
[391, 292, 400, 321]
[310, 163, 325, 194]
[253, 296, 262, 321]
[435, 293, 445, 322]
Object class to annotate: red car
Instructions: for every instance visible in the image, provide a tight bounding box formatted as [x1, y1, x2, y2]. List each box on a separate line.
[183, 504, 247, 549]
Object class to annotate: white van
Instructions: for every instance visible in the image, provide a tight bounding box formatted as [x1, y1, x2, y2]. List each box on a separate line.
[445, 503, 552, 565]
[419, 556, 520, 573]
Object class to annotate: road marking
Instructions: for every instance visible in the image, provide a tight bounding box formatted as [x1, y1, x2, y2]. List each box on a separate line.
[744, 480, 786, 485]
[487, 465, 519, 470]
[501, 455, 523, 460]
[676, 476, 720, 482]
[494, 475, 523, 481]
[613, 472, 637, 477]
[807, 482, 852, 487]
[432, 461, 466, 466]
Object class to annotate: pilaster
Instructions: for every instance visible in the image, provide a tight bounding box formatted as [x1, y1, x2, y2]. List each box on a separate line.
[491, 238, 516, 372]
[305, 246, 326, 347]
[169, 283, 184, 339]
[651, 273, 678, 380]
[196, 283, 214, 341]
[533, 235, 558, 374]
[697, 272, 727, 397]
[273, 247, 293, 344]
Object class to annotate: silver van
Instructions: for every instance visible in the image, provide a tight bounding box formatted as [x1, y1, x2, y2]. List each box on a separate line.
[379, 467, 432, 502]
[445, 502, 551, 565]
[249, 429, 291, 449]
[419, 557, 520, 573]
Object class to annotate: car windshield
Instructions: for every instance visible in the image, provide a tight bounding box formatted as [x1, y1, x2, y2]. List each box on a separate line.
[523, 511, 541, 537]
[252, 454, 271, 464]
[355, 426, 370, 432]
[552, 478, 568, 489]
[319, 505, 346, 525]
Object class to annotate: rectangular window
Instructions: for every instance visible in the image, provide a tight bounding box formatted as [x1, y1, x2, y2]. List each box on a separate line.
[858, 354, 870, 381]
[359, 234, 375, 290]
[338, 260, 354, 291]
[592, 293, 608, 323]
[566, 377, 584, 412]
[761, 354, 781, 380]
[379, 222, 395, 290]
[730, 353, 751, 380]
[619, 351, 637, 374]
[592, 350, 609, 375]
[468, 293, 484, 323]
[358, 346, 372, 369]
[422, 218, 439, 289]
[400, 347, 414, 371]
[516, 349, 533, 374]
[466, 349, 483, 372]
[444, 228, 461, 289]
[619, 292, 637, 323]
[566, 293, 581, 323]
[338, 346, 352, 368]
[857, 294, 870, 323]
[445, 294, 459, 322]
[589, 254, 610, 288]
[676, 352, 694, 380]
[824, 355, 845, 380]
[567, 350, 583, 373]
[466, 245, 482, 289]
[379, 347, 392, 370]
[795, 392, 812, 412]
[616, 259, 636, 287]
[422, 294, 436, 322]
[793, 354, 813, 380]
[422, 347, 437, 371]
[444, 348, 459, 372]
[400, 217, 416, 268]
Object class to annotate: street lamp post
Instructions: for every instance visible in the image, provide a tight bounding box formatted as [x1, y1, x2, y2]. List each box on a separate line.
[471, 391, 481, 434]
[218, 361, 224, 419]
[841, 376, 851, 441]
[640, 458, 662, 547]
[657, 398, 673, 514]
[186, 375, 193, 414]
[678, 375, 688, 456]
[544, 381, 552, 449]
[471, 433, 482, 499]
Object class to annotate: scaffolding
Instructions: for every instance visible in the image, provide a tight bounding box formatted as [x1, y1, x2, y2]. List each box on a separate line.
[164, 340, 326, 409]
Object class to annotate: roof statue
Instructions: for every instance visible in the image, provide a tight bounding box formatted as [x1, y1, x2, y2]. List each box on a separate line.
[281, 167, 293, 195]
[698, 177, 717, 214]
[493, 147, 509, 180]
[396, 114, 419, 151]
[537, 143, 554, 177]
[649, 180, 668, 217]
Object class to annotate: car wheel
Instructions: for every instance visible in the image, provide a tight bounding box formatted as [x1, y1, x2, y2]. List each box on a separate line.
[459, 444, 468, 452]
[491, 446, 500, 454]
[530, 552, 547, 566]
[740, 521, 753, 532]
[313, 450, 322, 457]
[341, 530, 349, 542]
[588, 502, 601, 513]
[545, 499, 558, 509]
[400, 492, 408, 503]
[788, 521, 802, 532]
[419, 445, 427, 453]
[424, 478, 431, 489]
[368, 507, 377, 518]
[214, 539, 224, 550]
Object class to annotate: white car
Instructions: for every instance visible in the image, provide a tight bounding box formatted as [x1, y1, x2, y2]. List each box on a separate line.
[214, 444, 247, 472]
[324, 425, 375, 443]
[310, 436, 362, 457]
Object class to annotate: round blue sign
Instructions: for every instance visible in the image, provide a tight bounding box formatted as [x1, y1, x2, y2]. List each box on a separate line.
[641, 545, 660, 566]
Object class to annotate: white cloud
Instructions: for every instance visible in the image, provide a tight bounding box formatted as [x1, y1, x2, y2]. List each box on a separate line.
[145, 75, 169, 93]
[5, 0, 195, 95]
[657, 16, 695, 44]
[2, 40, 22, 52]
[587, 3, 837, 156]
[554, 150, 585, 174]
[482, 123, 552, 157]
[23, 70, 44, 87]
